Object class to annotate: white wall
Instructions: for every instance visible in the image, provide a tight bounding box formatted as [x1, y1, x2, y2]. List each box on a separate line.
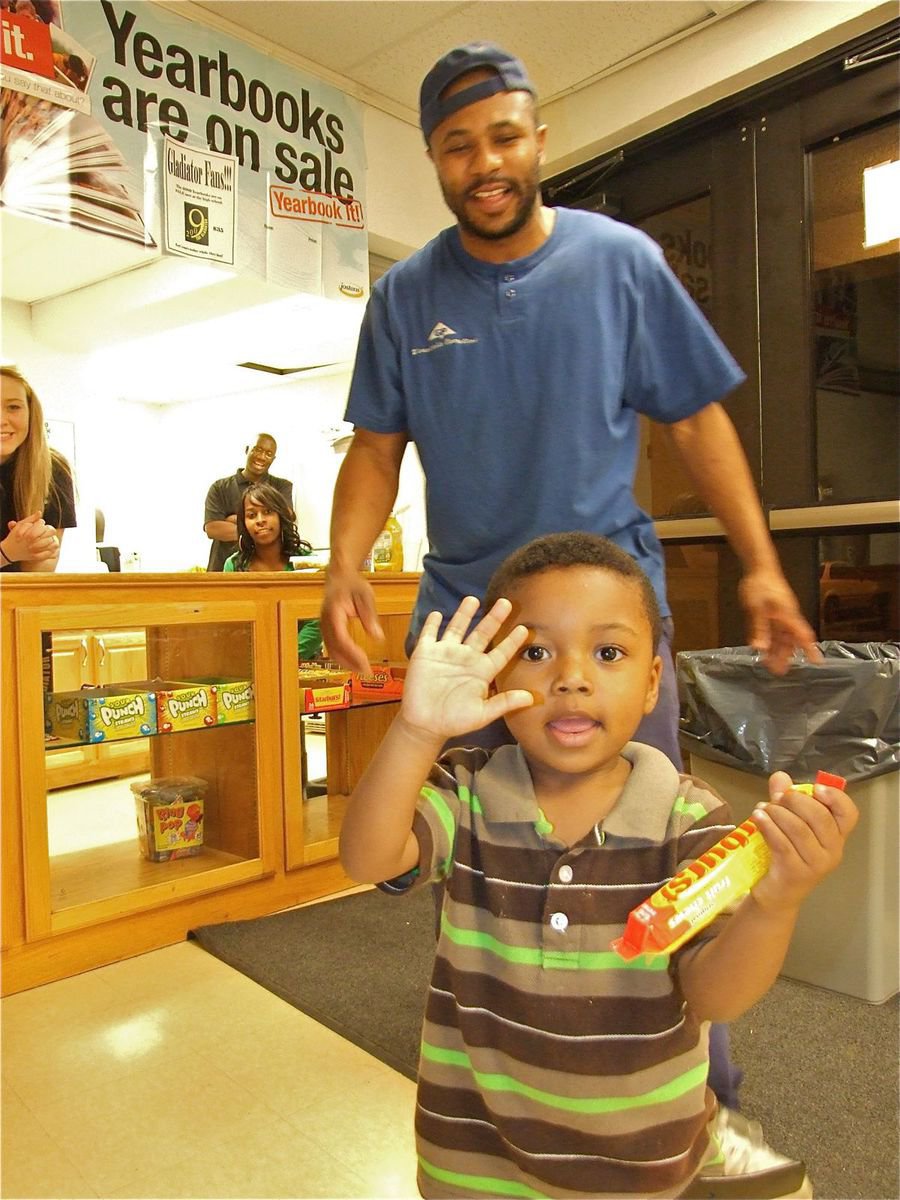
[363, 104, 445, 261]
[1, 303, 427, 571]
[152, 374, 426, 572]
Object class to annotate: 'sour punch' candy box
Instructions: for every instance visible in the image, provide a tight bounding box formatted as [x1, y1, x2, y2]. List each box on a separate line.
[45, 687, 157, 744]
[155, 684, 217, 733]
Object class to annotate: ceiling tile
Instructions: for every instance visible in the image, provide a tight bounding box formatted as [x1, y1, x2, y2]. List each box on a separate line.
[191, 0, 729, 113]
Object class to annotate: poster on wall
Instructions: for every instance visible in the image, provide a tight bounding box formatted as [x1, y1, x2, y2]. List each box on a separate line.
[0, 4, 96, 114]
[0, 0, 369, 299]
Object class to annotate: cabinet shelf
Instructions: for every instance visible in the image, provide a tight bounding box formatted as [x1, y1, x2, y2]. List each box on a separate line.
[51, 840, 247, 917]
[300, 791, 349, 864]
[297, 696, 403, 864]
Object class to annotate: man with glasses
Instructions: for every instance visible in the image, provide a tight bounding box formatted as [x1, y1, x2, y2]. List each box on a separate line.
[203, 433, 293, 571]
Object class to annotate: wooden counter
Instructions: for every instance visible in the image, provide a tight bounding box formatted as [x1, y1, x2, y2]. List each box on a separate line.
[1, 571, 419, 995]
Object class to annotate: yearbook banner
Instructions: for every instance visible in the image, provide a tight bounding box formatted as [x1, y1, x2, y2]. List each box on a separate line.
[0, 0, 369, 300]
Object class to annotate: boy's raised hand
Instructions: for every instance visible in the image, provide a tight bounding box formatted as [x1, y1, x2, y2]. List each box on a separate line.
[750, 771, 859, 913]
[400, 596, 534, 741]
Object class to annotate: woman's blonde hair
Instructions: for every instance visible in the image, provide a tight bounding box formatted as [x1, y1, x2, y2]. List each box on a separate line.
[1, 364, 68, 520]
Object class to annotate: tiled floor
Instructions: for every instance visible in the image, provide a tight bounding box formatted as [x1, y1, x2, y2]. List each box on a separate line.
[8, 731, 390, 1198]
[1, 914, 419, 1199]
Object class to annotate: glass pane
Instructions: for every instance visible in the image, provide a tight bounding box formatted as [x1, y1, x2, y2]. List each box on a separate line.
[663, 539, 745, 656]
[43, 622, 258, 913]
[810, 123, 900, 503]
[665, 525, 899, 656]
[636, 195, 715, 518]
[298, 661, 403, 863]
[818, 529, 899, 641]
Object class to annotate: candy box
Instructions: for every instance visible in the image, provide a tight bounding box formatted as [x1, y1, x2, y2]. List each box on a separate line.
[131, 776, 207, 861]
[350, 662, 406, 699]
[154, 682, 218, 733]
[186, 677, 255, 725]
[44, 686, 157, 744]
[299, 665, 351, 713]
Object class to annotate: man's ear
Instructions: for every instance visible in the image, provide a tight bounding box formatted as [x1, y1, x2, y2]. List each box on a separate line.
[536, 123, 548, 165]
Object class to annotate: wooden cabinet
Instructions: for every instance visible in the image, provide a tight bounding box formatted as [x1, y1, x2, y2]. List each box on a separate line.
[1, 572, 418, 994]
[280, 595, 412, 869]
[45, 629, 150, 789]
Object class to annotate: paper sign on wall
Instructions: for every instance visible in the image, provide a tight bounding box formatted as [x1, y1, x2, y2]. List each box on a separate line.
[163, 138, 237, 265]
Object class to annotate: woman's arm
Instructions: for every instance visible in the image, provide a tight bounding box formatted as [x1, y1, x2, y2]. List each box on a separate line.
[2, 514, 60, 571]
[21, 526, 63, 572]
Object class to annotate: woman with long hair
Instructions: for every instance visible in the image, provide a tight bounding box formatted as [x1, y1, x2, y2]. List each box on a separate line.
[1, 365, 76, 572]
[224, 482, 323, 658]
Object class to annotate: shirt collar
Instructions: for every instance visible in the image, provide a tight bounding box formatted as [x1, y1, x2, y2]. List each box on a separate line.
[473, 741, 681, 845]
[444, 208, 567, 279]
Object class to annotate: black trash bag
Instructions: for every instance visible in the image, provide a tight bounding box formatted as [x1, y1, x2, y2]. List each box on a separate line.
[677, 642, 900, 782]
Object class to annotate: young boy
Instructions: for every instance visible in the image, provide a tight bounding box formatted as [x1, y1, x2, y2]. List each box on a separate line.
[340, 533, 857, 1200]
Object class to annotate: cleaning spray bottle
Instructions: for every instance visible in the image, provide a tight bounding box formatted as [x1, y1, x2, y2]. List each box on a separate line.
[373, 511, 404, 571]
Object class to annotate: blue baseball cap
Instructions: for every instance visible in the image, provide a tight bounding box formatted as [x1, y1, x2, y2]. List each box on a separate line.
[419, 42, 536, 143]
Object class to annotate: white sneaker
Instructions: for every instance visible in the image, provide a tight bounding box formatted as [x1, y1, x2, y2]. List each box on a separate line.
[681, 1106, 813, 1199]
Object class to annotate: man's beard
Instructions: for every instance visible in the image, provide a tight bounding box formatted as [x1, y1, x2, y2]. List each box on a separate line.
[441, 163, 542, 243]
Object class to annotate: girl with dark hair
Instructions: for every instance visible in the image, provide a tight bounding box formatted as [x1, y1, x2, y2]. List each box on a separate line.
[1, 365, 76, 572]
[224, 482, 310, 571]
[224, 483, 322, 658]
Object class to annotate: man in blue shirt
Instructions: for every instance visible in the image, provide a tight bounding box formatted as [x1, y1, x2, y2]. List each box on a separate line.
[322, 42, 816, 739]
[321, 44, 818, 1193]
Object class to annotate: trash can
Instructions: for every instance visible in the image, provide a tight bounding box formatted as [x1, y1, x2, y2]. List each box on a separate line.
[678, 642, 899, 1004]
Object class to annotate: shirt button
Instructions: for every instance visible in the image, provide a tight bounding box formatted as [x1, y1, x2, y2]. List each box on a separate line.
[550, 912, 569, 933]
[504, 273, 515, 282]
[505, 288, 516, 298]
[558, 865, 574, 883]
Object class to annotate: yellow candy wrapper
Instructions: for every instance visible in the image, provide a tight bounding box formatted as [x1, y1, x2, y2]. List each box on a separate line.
[611, 771, 846, 960]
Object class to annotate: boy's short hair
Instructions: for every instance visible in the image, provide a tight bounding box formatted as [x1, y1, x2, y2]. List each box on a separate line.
[485, 532, 663, 649]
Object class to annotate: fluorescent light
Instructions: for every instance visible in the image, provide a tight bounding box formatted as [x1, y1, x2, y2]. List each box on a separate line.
[863, 159, 900, 247]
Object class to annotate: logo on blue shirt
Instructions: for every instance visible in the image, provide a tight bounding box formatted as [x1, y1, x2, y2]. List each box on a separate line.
[411, 322, 479, 356]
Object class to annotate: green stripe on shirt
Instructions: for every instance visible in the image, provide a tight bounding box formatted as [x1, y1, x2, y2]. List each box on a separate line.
[418, 1156, 549, 1199]
[441, 912, 668, 972]
[421, 1043, 709, 1114]
[672, 794, 711, 822]
[420, 785, 457, 875]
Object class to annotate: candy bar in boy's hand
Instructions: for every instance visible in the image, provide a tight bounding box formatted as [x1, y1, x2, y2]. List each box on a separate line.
[611, 771, 846, 961]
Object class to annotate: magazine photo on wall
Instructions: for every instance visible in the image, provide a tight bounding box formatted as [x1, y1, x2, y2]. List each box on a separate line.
[0, 87, 156, 245]
[0, 0, 96, 114]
